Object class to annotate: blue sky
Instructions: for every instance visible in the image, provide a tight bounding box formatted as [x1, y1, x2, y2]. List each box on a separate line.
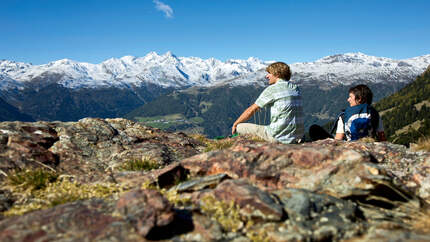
[2, 0, 430, 64]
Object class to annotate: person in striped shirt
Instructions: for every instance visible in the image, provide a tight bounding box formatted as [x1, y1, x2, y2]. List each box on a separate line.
[231, 62, 304, 144]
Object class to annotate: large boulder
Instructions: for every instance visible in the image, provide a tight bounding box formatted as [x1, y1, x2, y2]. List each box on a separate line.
[181, 140, 423, 205]
[0, 121, 59, 173]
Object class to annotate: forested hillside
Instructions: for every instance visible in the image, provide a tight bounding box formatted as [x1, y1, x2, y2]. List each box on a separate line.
[125, 85, 268, 137]
[375, 65, 430, 145]
[0, 97, 34, 122]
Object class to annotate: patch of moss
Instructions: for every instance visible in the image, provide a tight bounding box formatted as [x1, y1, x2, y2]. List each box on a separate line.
[119, 156, 162, 171]
[3, 179, 123, 216]
[7, 169, 58, 191]
[246, 226, 270, 242]
[161, 188, 192, 208]
[200, 195, 243, 232]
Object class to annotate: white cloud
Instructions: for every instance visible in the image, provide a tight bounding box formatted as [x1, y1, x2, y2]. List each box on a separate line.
[153, 0, 173, 18]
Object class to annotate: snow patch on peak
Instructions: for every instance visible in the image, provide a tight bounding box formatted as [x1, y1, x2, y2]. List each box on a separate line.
[163, 51, 177, 58]
[143, 51, 161, 61]
[120, 55, 137, 63]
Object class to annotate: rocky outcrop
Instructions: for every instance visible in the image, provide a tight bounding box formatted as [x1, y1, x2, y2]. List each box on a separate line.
[0, 118, 203, 183]
[1, 119, 430, 241]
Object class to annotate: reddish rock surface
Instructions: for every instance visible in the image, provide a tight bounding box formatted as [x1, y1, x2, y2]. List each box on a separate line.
[1, 120, 430, 241]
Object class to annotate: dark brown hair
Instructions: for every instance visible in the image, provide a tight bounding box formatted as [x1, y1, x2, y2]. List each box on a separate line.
[349, 84, 373, 104]
[266, 62, 291, 81]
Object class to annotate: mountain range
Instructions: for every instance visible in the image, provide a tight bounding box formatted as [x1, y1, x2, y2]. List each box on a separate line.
[2, 52, 429, 90]
[1, 52, 429, 137]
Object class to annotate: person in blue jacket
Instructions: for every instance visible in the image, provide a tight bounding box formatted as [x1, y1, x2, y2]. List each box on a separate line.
[309, 84, 386, 141]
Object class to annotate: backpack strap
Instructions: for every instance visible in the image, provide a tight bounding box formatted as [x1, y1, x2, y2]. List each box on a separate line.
[330, 110, 345, 135]
[369, 106, 380, 138]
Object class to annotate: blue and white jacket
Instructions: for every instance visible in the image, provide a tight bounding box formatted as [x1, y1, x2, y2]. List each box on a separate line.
[342, 104, 380, 141]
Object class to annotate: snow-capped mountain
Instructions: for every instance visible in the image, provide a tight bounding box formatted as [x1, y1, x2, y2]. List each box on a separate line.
[1, 52, 429, 91]
[0, 52, 267, 90]
[292, 52, 430, 88]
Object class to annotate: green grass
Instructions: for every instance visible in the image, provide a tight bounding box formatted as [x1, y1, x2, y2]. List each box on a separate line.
[3, 169, 124, 216]
[119, 157, 162, 171]
[4, 180, 123, 216]
[7, 169, 58, 191]
[189, 116, 204, 123]
[204, 139, 235, 152]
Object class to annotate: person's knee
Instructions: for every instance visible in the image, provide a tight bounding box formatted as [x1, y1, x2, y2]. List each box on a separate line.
[236, 123, 246, 134]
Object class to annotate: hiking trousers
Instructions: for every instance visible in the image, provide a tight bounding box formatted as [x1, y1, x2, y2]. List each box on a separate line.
[236, 123, 277, 143]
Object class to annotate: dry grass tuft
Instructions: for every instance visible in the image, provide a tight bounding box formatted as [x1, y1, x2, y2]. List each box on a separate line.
[200, 195, 243, 232]
[3, 178, 123, 216]
[189, 133, 208, 144]
[246, 134, 267, 143]
[410, 137, 430, 152]
[189, 134, 236, 152]
[358, 137, 377, 143]
[204, 139, 235, 152]
[119, 156, 162, 171]
[3, 170, 125, 216]
[7, 169, 58, 191]
[411, 208, 430, 233]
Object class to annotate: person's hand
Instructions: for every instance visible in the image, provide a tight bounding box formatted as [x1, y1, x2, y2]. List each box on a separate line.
[232, 124, 237, 135]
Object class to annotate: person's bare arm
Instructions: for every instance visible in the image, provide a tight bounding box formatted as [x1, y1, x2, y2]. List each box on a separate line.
[335, 133, 345, 140]
[232, 104, 260, 134]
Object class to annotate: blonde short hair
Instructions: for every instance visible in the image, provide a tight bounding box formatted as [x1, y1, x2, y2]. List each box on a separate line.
[266, 62, 291, 80]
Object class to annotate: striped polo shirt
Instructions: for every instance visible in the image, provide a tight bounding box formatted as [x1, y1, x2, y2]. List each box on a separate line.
[255, 79, 304, 144]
